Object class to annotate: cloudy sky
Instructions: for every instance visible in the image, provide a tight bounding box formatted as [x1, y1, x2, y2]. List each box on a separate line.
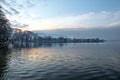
[0, 0, 120, 31]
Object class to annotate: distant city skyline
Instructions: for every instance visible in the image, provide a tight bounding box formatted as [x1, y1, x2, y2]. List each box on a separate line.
[0, 0, 120, 30]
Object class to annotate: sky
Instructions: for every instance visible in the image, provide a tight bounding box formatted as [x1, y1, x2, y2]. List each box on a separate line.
[0, 0, 120, 30]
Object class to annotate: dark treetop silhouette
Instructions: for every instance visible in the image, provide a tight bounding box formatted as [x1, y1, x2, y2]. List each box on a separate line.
[0, 6, 11, 48]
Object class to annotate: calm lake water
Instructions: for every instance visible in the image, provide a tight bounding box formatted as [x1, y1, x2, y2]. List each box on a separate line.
[0, 42, 120, 80]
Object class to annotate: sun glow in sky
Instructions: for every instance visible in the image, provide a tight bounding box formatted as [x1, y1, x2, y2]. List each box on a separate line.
[0, 0, 120, 30]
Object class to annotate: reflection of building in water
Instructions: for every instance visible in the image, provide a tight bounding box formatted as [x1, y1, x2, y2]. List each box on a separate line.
[0, 47, 11, 79]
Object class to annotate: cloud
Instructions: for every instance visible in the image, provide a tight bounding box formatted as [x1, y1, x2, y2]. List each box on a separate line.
[0, 0, 120, 30]
[0, 0, 45, 28]
[0, 0, 19, 14]
[107, 21, 120, 27]
[27, 11, 120, 30]
[0, 0, 47, 15]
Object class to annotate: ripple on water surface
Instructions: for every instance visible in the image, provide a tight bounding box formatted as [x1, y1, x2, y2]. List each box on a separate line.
[0, 42, 120, 80]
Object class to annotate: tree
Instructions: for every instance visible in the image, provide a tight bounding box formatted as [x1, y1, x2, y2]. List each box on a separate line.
[0, 5, 11, 47]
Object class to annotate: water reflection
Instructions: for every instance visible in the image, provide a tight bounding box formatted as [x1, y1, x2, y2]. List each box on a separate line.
[26, 48, 53, 61]
[12, 42, 66, 48]
[0, 47, 11, 79]
[0, 42, 120, 80]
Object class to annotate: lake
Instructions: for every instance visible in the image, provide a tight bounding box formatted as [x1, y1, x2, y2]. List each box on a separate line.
[0, 41, 120, 80]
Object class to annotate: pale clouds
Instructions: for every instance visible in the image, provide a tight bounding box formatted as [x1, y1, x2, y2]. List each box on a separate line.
[5, 10, 120, 30]
[27, 11, 120, 30]
[0, 0, 46, 28]
[0, 0, 45, 15]
[0, 0, 120, 30]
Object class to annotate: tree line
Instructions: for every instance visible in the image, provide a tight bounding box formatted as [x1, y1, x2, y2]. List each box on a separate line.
[10, 28, 105, 43]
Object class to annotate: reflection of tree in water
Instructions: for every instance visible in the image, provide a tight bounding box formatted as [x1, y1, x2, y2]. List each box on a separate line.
[0, 47, 11, 79]
[12, 42, 66, 48]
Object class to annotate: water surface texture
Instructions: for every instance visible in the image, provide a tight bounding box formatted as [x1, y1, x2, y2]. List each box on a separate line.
[0, 42, 120, 80]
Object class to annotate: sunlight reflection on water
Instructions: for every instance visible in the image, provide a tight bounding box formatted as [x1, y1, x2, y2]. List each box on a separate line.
[0, 42, 120, 80]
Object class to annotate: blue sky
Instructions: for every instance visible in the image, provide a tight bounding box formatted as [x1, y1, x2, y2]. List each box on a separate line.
[36, 0, 120, 18]
[0, 0, 120, 30]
